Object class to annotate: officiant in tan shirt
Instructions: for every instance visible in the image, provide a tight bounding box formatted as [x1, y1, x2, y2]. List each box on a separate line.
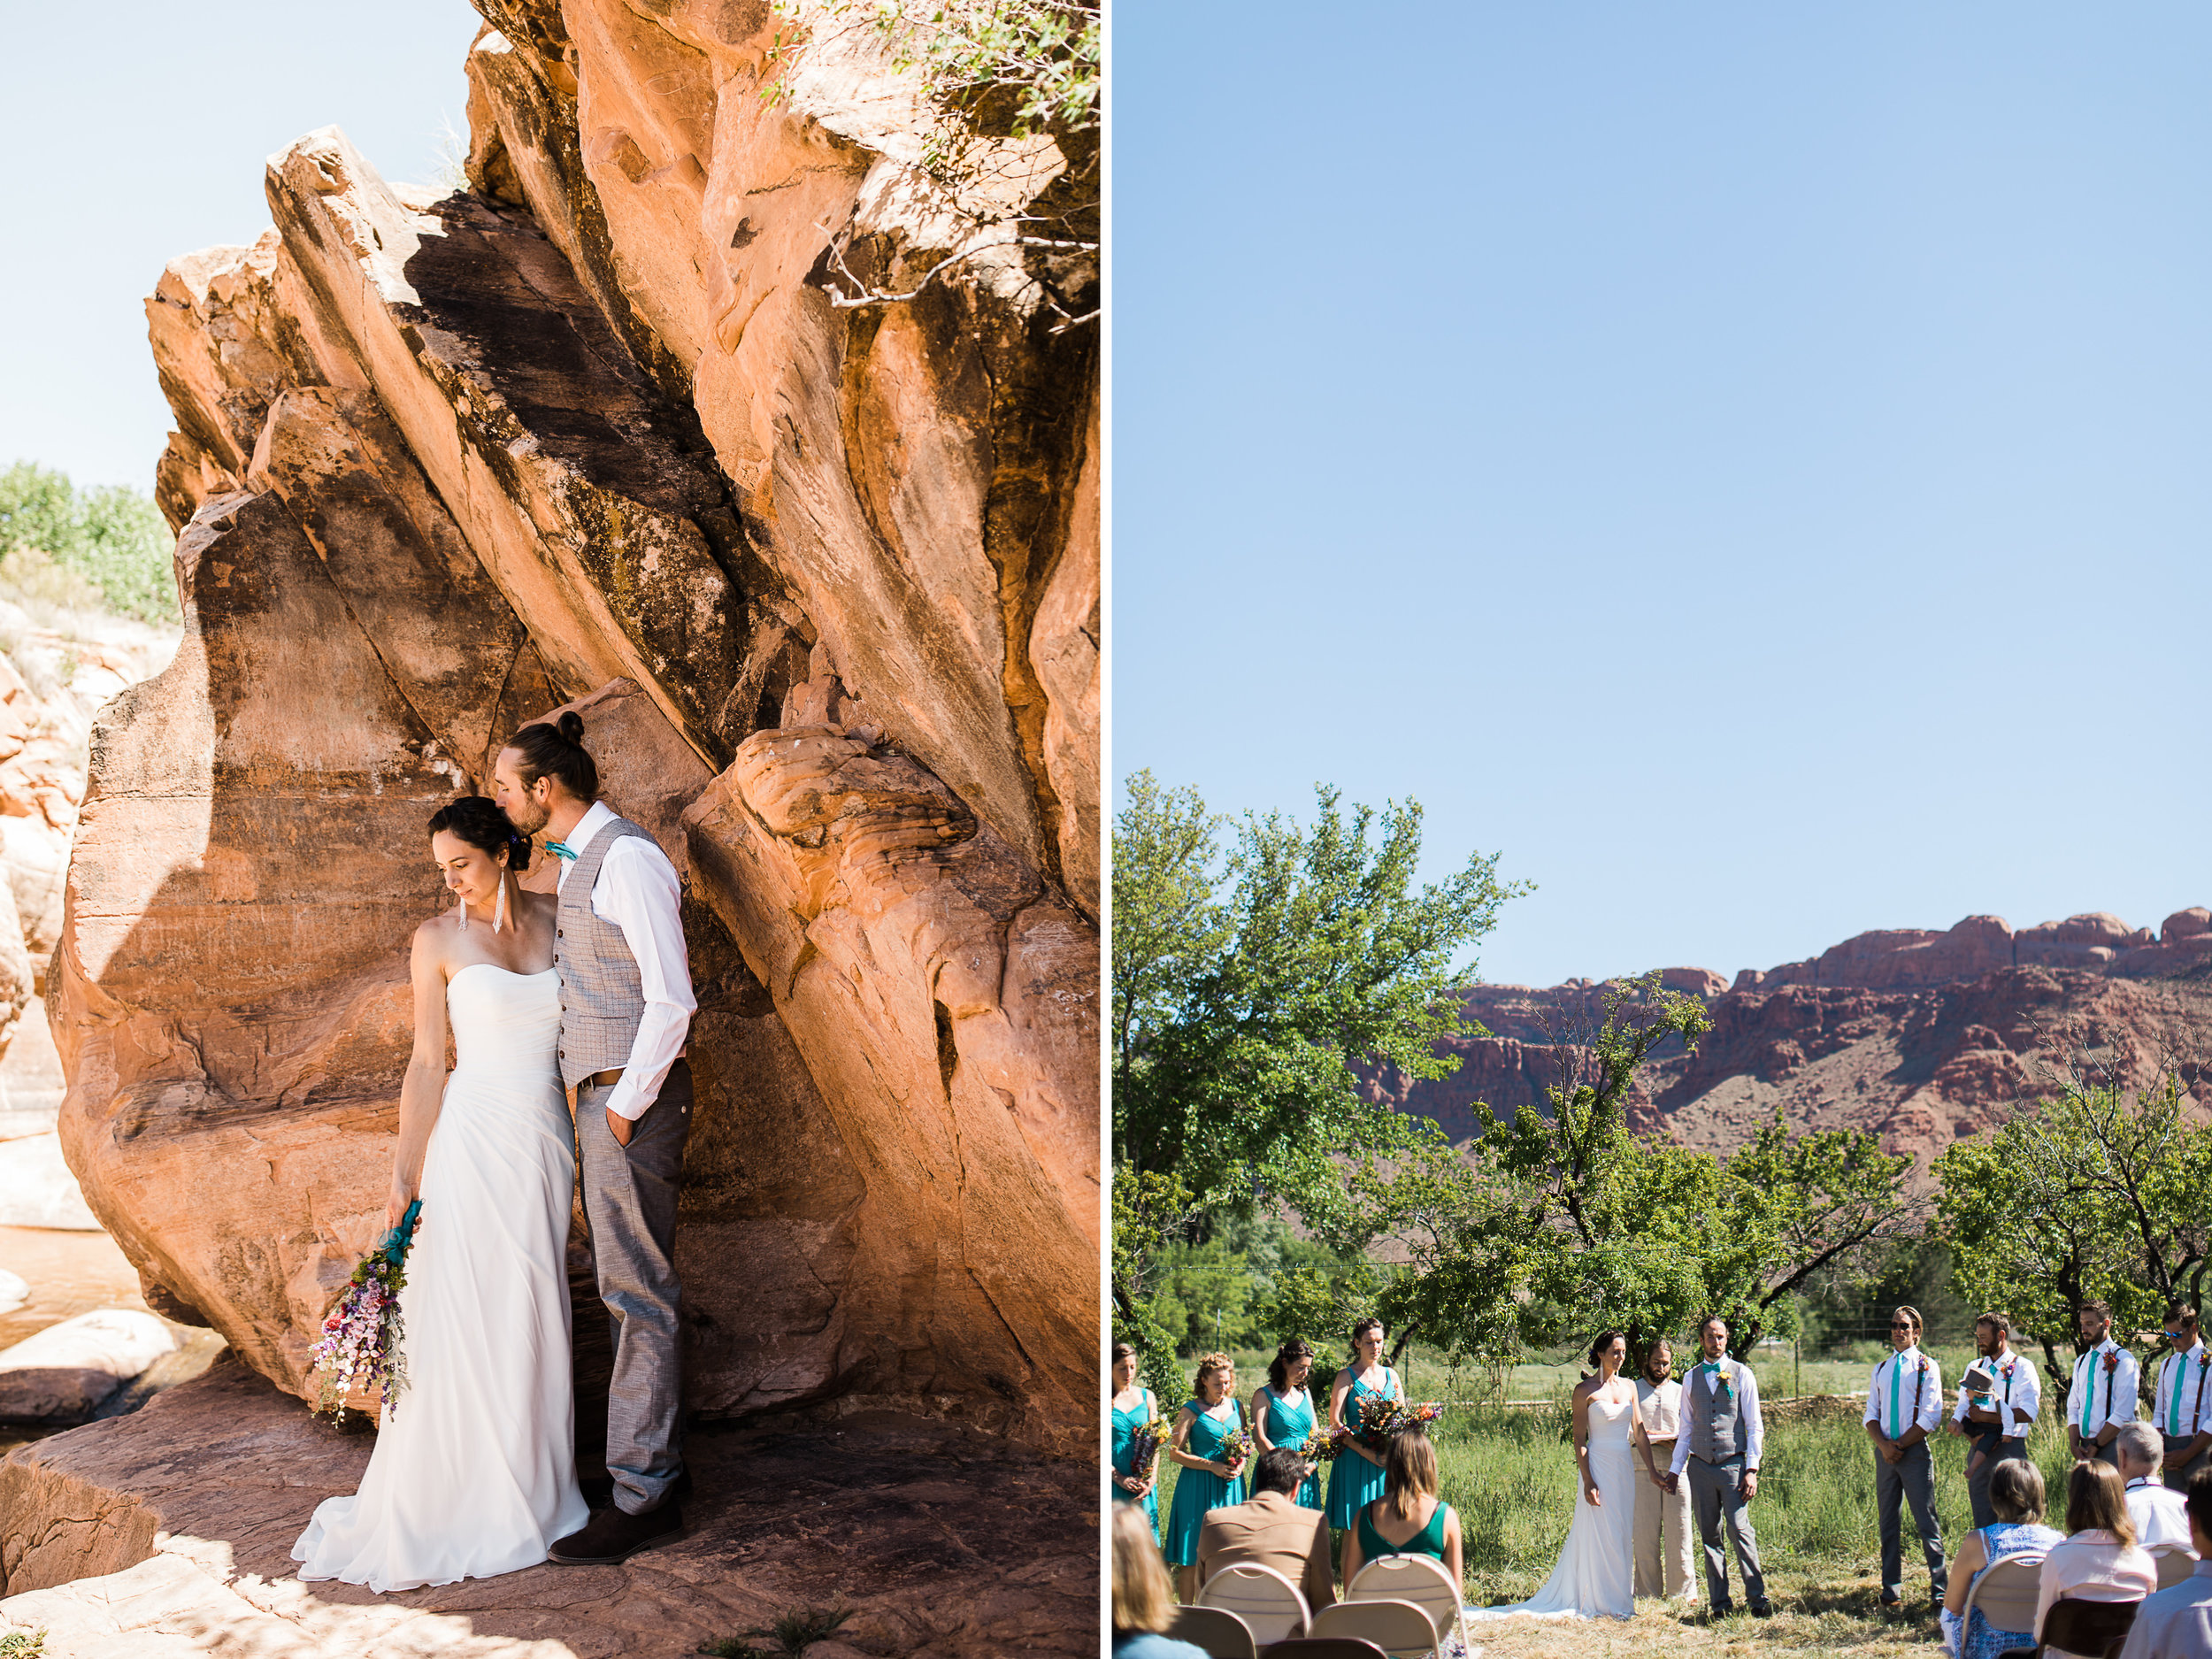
[1635, 1339, 1695, 1600]
[1194, 1448, 1335, 1609]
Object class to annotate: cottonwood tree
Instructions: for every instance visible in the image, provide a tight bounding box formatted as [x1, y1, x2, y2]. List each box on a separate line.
[1938, 1048, 2212, 1397]
[1110, 772, 1523, 1374]
[1363, 977, 1919, 1369]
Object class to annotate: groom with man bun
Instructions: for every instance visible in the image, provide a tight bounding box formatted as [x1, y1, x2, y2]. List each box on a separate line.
[494, 711, 698, 1564]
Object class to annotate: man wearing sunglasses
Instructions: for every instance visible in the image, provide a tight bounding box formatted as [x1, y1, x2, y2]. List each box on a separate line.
[1864, 1305, 1947, 1613]
[2152, 1305, 2211, 1493]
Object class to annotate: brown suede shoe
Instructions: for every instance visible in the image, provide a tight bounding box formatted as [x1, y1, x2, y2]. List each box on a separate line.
[548, 1501, 684, 1564]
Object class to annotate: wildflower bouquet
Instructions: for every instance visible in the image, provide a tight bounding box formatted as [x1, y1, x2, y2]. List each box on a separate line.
[1131, 1417, 1172, 1479]
[1300, 1425, 1341, 1463]
[1217, 1425, 1253, 1476]
[308, 1199, 422, 1423]
[1355, 1394, 1444, 1451]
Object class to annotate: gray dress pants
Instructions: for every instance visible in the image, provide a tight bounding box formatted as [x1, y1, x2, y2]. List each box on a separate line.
[1686, 1455, 1767, 1612]
[577, 1060, 692, 1515]
[2164, 1434, 2209, 1492]
[1875, 1441, 1947, 1601]
[1967, 1436, 2028, 1529]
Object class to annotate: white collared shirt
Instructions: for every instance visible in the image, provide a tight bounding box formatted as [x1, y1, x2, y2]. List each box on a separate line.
[1667, 1358, 1764, 1476]
[2124, 1477, 2198, 1554]
[2155, 1340, 2212, 1440]
[2068, 1340, 2142, 1437]
[556, 800, 696, 1122]
[1864, 1347, 1945, 1440]
[1953, 1347, 2041, 1440]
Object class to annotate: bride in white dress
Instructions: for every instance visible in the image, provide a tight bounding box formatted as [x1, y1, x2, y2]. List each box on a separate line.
[293, 798, 589, 1592]
[1469, 1331, 1662, 1621]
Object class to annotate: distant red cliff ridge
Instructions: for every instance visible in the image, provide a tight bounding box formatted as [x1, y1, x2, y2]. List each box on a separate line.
[1363, 909, 2212, 1168]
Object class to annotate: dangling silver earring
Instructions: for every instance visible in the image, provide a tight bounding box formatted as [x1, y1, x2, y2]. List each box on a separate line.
[456, 890, 469, 932]
[493, 872, 508, 934]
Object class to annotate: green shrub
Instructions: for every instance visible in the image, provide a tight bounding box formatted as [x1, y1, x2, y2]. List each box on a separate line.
[0, 463, 178, 625]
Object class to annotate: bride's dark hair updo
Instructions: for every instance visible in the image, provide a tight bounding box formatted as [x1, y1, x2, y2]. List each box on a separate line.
[505, 710, 599, 802]
[427, 795, 532, 872]
[1586, 1329, 1627, 1372]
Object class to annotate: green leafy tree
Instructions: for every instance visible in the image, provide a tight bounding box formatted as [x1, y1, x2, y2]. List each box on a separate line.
[0, 463, 178, 624]
[1938, 1056, 2212, 1396]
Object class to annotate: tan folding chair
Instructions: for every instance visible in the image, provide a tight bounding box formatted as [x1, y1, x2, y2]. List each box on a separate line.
[2149, 1546, 2199, 1591]
[1164, 1602, 1260, 1659]
[1197, 1561, 1311, 1647]
[1263, 1642, 1393, 1659]
[1961, 1552, 2046, 1643]
[1310, 1598, 1444, 1659]
[1347, 1553, 1471, 1659]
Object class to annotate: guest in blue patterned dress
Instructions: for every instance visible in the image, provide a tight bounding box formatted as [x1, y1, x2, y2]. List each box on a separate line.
[1251, 1339, 1325, 1509]
[1940, 1459, 2065, 1659]
[1111, 1342, 1162, 1528]
[1326, 1317, 1402, 1540]
[1164, 1352, 1249, 1602]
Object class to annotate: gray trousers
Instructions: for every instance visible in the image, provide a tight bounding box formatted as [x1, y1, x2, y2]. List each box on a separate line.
[1875, 1442, 1947, 1601]
[1967, 1436, 2028, 1529]
[577, 1060, 691, 1515]
[2164, 1433, 2210, 1492]
[1686, 1455, 1767, 1611]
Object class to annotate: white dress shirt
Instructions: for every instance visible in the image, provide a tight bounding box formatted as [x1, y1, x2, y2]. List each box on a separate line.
[1668, 1359, 1765, 1475]
[2069, 1340, 2143, 1440]
[2154, 1341, 2212, 1440]
[1637, 1376, 1685, 1441]
[2124, 1478, 2198, 1555]
[557, 800, 695, 1123]
[1953, 1346, 2042, 1440]
[1865, 1347, 1946, 1440]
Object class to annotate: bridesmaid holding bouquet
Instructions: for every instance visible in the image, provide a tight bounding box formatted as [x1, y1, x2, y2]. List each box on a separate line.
[1164, 1352, 1248, 1601]
[1325, 1317, 1402, 1539]
[1250, 1337, 1325, 1509]
[1110, 1342, 1162, 1527]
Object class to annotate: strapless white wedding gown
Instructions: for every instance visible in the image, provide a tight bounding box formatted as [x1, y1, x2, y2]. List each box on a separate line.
[292, 965, 589, 1592]
[1469, 1389, 1637, 1620]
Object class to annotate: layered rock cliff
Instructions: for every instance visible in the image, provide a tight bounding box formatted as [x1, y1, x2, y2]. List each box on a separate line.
[1371, 910, 2212, 1169]
[57, 0, 1096, 1453]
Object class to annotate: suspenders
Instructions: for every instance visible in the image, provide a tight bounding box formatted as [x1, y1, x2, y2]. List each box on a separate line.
[2166, 1351, 2210, 1434]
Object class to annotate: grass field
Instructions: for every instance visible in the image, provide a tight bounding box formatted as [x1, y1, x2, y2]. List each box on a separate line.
[1143, 1345, 2090, 1656]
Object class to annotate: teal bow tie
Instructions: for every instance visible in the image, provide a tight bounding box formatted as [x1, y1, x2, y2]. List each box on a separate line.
[545, 841, 578, 861]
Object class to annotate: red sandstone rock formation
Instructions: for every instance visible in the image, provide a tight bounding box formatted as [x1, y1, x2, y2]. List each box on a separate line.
[54, 1, 1095, 1453]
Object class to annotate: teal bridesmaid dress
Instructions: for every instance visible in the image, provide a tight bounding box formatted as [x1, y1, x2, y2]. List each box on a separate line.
[1325, 1365, 1400, 1528]
[1260, 1386, 1324, 1509]
[1110, 1387, 1160, 1527]
[1162, 1398, 1247, 1566]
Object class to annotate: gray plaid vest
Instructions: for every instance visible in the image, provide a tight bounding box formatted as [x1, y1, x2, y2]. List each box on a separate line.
[554, 815, 655, 1088]
[1688, 1363, 1744, 1462]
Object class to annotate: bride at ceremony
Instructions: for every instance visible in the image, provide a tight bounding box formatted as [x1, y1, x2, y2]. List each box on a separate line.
[1469, 1330, 1662, 1620]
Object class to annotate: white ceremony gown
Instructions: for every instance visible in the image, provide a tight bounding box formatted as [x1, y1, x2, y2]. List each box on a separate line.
[1469, 1389, 1638, 1620]
[292, 965, 590, 1592]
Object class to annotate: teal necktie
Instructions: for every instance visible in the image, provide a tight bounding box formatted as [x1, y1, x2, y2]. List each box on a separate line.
[2082, 1354, 2097, 1436]
[545, 841, 579, 861]
[1890, 1355, 1903, 1438]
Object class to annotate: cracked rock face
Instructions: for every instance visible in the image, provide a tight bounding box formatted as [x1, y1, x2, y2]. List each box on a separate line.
[55, 0, 1095, 1458]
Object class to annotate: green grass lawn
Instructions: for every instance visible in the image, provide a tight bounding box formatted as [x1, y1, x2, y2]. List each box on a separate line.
[1143, 1346, 2083, 1656]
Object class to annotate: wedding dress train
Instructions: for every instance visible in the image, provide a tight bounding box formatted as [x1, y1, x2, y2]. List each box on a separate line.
[292, 964, 589, 1592]
[1468, 1390, 1637, 1620]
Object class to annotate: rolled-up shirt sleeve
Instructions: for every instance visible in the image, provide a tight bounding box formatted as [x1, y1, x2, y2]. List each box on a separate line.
[1740, 1368, 1763, 1469]
[591, 835, 695, 1122]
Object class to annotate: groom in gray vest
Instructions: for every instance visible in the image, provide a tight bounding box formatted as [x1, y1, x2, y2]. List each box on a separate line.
[1663, 1314, 1774, 1617]
[495, 711, 697, 1563]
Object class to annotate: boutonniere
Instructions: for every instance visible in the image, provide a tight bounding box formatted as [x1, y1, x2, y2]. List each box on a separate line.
[2102, 1348, 2121, 1376]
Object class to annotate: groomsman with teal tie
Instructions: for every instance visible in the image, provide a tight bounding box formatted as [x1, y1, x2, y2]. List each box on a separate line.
[2151, 1303, 2211, 1493]
[1864, 1305, 1947, 1611]
[1948, 1310, 2039, 1529]
[2069, 1301, 2141, 1469]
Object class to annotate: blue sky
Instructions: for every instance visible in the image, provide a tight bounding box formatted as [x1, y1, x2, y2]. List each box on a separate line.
[1113, 2, 2212, 987]
[0, 1, 480, 489]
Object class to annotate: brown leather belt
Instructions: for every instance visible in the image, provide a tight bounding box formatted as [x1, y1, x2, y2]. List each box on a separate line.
[581, 1069, 624, 1088]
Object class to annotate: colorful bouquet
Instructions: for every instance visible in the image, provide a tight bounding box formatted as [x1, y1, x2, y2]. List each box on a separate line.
[1300, 1425, 1341, 1463]
[308, 1199, 422, 1423]
[1217, 1425, 1253, 1476]
[1355, 1394, 1445, 1451]
[1131, 1417, 1172, 1480]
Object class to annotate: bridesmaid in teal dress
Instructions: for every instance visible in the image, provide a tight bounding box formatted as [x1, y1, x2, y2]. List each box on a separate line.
[1164, 1352, 1248, 1602]
[1249, 1337, 1324, 1509]
[1325, 1316, 1401, 1536]
[1110, 1342, 1161, 1527]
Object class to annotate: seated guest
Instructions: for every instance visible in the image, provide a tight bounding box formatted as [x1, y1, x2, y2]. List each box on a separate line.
[2117, 1468, 2212, 1659]
[1195, 1447, 1334, 1610]
[1942, 1458, 2065, 1659]
[1112, 1504, 1208, 1659]
[2121, 1423, 2199, 1555]
[2037, 1460, 2159, 1655]
[1340, 1428, 1463, 1598]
